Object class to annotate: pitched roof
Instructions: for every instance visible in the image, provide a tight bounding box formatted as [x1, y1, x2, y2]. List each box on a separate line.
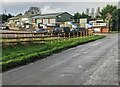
[9, 14, 39, 20]
[31, 12, 67, 19]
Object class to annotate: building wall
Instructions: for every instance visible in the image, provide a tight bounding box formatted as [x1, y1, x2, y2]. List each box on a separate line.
[49, 18, 56, 24]
[35, 18, 56, 25]
[101, 27, 109, 33]
[79, 18, 87, 28]
[56, 12, 73, 22]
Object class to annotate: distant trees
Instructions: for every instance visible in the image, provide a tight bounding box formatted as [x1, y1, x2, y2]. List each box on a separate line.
[118, 9, 120, 31]
[100, 5, 118, 31]
[74, 5, 119, 31]
[74, 12, 91, 22]
[0, 13, 13, 22]
[16, 13, 22, 16]
[96, 7, 101, 18]
[74, 12, 81, 22]
[24, 7, 42, 15]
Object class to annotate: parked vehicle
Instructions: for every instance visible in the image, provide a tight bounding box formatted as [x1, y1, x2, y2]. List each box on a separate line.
[0, 23, 9, 30]
[34, 28, 48, 34]
[52, 27, 70, 33]
[76, 27, 87, 36]
[52, 27, 70, 37]
[76, 27, 86, 32]
[70, 28, 77, 33]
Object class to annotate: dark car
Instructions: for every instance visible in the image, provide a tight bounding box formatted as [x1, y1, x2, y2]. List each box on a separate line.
[76, 28, 87, 36]
[34, 28, 48, 34]
[52, 27, 70, 33]
[70, 28, 77, 33]
[76, 27, 86, 32]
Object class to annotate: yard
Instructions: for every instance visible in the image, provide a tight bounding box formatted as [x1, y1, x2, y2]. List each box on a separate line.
[1, 35, 104, 71]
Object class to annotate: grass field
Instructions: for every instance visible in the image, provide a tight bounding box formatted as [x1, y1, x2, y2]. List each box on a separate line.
[1, 35, 105, 71]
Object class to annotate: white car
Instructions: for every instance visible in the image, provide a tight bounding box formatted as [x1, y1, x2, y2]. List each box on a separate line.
[0, 23, 6, 30]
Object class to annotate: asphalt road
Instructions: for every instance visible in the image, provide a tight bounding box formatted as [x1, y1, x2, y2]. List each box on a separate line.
[2, 33, 119, 85]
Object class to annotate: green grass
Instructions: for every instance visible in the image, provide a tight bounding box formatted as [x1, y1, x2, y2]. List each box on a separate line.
[1, 35, 105, 71]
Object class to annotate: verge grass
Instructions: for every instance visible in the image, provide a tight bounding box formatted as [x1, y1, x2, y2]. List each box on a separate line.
[1, 35, 104, 71]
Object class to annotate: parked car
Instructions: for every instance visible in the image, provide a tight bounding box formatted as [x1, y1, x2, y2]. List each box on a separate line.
[76, 27, 86, 32]
[0, 23, 9, 30]
[52, 27, 70, 36]
[52, 27, 70, 33]
[34, 28, 48, 34]
[76, 27, 87, 36]
[70, 28, 77, 33]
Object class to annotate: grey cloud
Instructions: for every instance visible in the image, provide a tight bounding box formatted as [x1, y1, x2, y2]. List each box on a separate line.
[1, 2, 118, 15]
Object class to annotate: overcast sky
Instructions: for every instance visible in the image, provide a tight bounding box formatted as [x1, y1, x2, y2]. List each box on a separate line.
[1, 0, 119, 16]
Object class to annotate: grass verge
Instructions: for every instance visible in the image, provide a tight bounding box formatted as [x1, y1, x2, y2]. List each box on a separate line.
[1, 35, 105, 72]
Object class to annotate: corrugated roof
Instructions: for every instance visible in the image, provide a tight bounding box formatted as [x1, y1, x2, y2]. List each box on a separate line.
[32, 12, 65, 19]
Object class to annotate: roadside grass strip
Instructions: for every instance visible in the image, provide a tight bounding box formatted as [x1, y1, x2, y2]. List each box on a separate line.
[1, 35, 105, 71]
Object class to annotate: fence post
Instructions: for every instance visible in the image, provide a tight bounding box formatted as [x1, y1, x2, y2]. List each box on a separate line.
[64, 33, 65, 41]
[77, 32, 78, 39]
[73, 32, 74, 38]
[80, 31, 82, 37]
[69, 33, 70, 40]
[5, 33, 8, 42]
[32, 33, 34, 43]
[15, 33, 19, 43]
[83, 31, 85, 38]
[51, 33, 53, 43]
[86, 30, 88, 37]
[58, 33, 59, 42]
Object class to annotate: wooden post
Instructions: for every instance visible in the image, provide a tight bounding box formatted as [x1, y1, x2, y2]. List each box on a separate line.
[6, 33, 8, 42]
[77, 32, 78, 38]
[69, 33, 70, 40]
[64, 33, 65, 41]
[23, 33, 25, 42]
[80, 31, 82, 37]
[51, 33, 53, 43]
[64, 33, 65, 38]
[15, 33, 17, 42]
[58, 33, 59, 42]
[73, 32, 74, 38]
[86, 30, 88, 37]
[32, 33, 34, 43]
[84, 31, 86, 37]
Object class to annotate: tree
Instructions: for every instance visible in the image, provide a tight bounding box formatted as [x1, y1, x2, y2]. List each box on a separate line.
[74, 12, 91, 22]
[118, 9, 120, 31]
[16, 13, 22, 16]
[0, 13, 14, 22]
[81, 12, 90, 18]
[74, 12, 81, 22]
[24, 7, 41, 15]
[96, 7, 101, 18]
[100, 5, 118, 31]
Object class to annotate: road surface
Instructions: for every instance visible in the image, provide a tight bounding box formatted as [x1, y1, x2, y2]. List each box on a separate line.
[2, 33, 119, 85]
